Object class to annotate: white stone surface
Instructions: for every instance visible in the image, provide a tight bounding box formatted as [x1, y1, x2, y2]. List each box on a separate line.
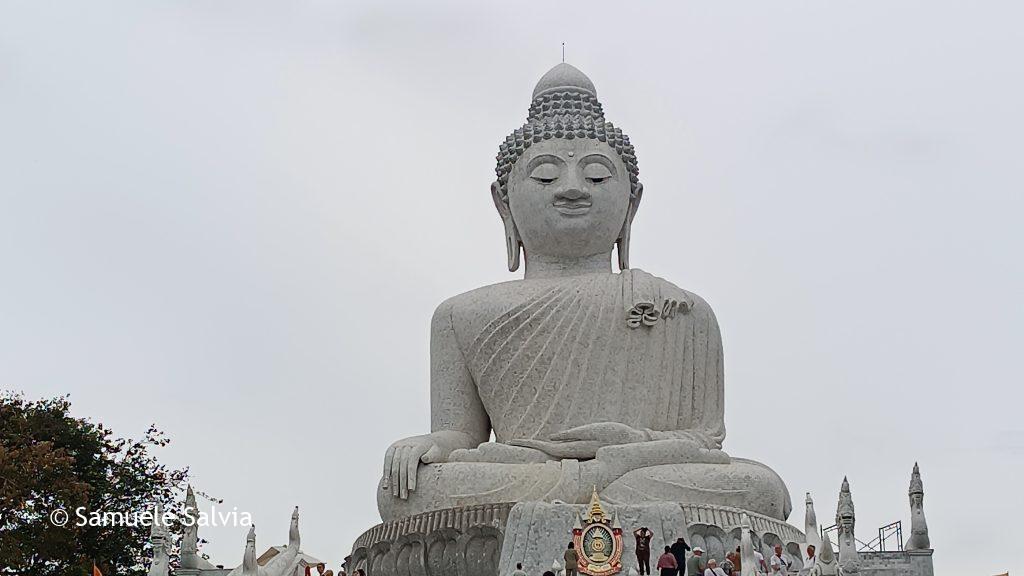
[148, 503, 171, 576]
[905, 464, 930, 551]
[835, 478, 860, 573]
[497, 501, 688, 576]
[804, 493, 822, 550]
[375, 62, 791, 528]
[808, 531, 838, 576]
[228, 507, 302, 576]
[739, 513, 758, 576]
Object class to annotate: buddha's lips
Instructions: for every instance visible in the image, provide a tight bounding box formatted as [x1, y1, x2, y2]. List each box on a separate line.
[552, 199, 592, 215]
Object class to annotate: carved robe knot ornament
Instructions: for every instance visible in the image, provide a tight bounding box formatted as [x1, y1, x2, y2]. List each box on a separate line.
[572, 489, 623, 576]
[623, 269, 692, 329]
[627, 302, 660, 328]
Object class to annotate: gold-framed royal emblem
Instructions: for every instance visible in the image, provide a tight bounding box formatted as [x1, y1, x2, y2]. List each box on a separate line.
[572, 488, 623, 576]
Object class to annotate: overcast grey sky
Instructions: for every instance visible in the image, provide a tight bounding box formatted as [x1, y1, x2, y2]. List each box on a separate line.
[2, 1, 1022, 574]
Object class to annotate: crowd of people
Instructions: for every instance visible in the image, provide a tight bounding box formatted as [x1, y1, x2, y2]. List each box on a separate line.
[640, 532, 818, 576]
[344, 532, 822, 576]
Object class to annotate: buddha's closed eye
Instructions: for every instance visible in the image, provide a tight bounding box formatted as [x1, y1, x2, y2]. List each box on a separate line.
[529, 163, 560, 184]
[583, 162, 613, 184]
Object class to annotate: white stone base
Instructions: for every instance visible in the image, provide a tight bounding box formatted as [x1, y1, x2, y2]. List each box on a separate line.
[499, 501, 688, 576]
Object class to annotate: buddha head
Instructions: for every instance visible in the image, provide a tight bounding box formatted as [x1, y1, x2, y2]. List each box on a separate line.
[493, 63, 642, 272]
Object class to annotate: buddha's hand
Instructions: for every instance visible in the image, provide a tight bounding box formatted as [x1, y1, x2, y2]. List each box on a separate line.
[448, 442, 552, 464]
[509, 422, 648, 460]
[382, 430, 476, 499]
[594, 437, 731, 479]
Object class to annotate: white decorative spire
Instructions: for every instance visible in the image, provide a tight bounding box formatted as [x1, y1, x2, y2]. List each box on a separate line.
[258, 507, 302, 576]
[147, 503, 170, 576]
[805, 492, 822, 549]
[906, 463, 931, 550]
[809, 527, 840, 576]
[740, 513, 758, 576]
[226, 507, 304, 576]
[179, 485, 199, 569]
[835, 477, 860, 572]
[241, 525, 258, 576]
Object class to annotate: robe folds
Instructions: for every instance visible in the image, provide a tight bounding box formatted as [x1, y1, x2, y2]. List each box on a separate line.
[377, 270, 793, 523]
[453, 269, 727, 447]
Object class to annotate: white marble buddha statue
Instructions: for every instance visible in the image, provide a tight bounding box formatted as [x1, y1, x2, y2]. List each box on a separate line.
[378, 63, 791, 524]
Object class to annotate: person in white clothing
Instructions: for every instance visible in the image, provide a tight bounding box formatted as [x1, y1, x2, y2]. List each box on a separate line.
[510, 562, 528, 576]
[753, 550, 768, 576]
[770, 545, 790, 576]
[704, 559, 728, 576]
[798, 545, 817, 575]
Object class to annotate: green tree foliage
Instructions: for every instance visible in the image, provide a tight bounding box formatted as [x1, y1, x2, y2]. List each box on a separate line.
[0, 393, 194, 576]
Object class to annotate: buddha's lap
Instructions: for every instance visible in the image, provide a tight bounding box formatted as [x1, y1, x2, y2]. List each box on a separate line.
[378, 457, 790, 522]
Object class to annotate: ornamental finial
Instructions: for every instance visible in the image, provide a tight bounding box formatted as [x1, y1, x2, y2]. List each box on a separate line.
[532, 62, 597, 99]
[909, 462, 924, 496]
[588, 486, 607, 522]
[837, 476, 855, 520]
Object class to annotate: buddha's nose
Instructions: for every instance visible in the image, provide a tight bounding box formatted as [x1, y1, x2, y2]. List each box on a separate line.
[555, 182, 590, 201]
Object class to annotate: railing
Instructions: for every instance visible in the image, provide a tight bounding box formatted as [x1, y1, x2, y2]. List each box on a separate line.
[820, 521, 902, 553]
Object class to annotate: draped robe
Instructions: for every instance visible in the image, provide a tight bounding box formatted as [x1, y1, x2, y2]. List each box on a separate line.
[452, 269, 726, 447]
[378, 270, 791, 522]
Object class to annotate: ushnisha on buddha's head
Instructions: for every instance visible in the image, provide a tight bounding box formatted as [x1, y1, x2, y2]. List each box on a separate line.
[492, 63, 642, 276]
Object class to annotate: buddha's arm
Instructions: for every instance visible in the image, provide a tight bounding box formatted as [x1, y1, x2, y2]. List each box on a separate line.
[382, 298, 489, 500]
[429, 298, 490, 443]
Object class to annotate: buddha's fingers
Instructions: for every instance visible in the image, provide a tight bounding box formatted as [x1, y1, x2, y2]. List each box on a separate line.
[421, 444, 443, 464]
[448, 448, 473, 462]
[550, 422, 643, 443]
[407, 444, 429, 492]
[511, 438, 601, 459]
[391, 446, 404, 498]
[594, 438, 729, 470]
[399, 446, 410, 500]
[383, 446, 396, 489]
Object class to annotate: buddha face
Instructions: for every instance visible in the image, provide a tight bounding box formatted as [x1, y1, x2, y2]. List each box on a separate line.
[505, 138, 632, 261]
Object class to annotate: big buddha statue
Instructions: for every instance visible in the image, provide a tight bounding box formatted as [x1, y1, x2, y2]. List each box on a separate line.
[352, 66, 798, 573]
[354, 63, 797, 576]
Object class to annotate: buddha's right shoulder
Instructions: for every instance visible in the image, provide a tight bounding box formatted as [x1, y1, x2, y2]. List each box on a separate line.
[431, 280, 526, 326]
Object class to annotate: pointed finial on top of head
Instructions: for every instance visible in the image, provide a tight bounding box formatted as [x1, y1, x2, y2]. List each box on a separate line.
[532, 63, 597, 99]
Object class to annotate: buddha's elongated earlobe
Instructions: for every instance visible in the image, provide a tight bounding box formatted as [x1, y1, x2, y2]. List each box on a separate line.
[617, 183, 643, 270]
[491, 181, 522, 272]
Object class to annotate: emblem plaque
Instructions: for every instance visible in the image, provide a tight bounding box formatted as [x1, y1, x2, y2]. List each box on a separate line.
[572, 489, 623, 576]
